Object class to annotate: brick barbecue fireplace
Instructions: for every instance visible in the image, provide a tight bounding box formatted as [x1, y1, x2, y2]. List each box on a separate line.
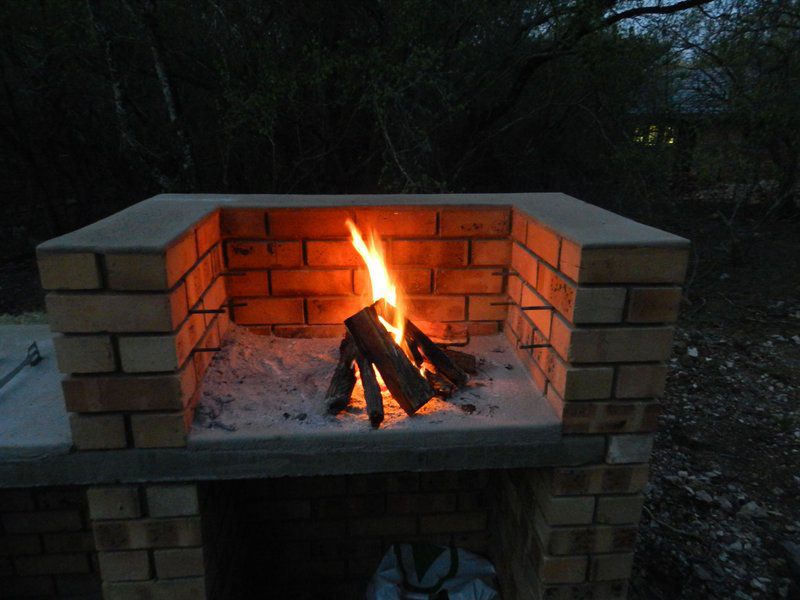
[0, 193, 688, 599]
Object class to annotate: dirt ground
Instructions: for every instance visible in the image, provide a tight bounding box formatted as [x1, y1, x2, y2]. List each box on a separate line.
[0, 202, 798, 599]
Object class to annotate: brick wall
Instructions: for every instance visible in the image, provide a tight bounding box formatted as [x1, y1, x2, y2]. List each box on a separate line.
[232, 471, 494, 598]
[39, 211, 227, 450]
[499, 208, 688, 597]
[0, 487, 100, 599]
[221, 206, 511, 338]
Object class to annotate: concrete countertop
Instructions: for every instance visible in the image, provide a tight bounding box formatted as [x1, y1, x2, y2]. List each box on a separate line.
[0, 325, 605, 488]
[38, 193, 690, 255]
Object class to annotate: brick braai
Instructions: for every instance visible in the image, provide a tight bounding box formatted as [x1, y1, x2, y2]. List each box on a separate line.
[0, 193, 687, 599]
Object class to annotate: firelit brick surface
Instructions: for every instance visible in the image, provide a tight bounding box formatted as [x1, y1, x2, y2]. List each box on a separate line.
[225, 270, 268, 296]
[69, 414, 127, 450]
[273, 324, 346, 338]
[268, 208, 353, 238]
[225, 240, 302, 269]
[511, 243, 537, 284]
[471, 239, 511, 265]
[626, 286, 683, 323]
[440, 208, 511, 237]
[560, 242, 689, 284]
[87, 487, 141, 521]
[468, 295, 508, 321]
[355, 268, 431, 295]
[535, 350, 614, 400]
[354, 207, 438, 237]
[435, 269, 503, 294]
[390, 240, 468, 267]
[615, 363, 668, 398]
[46, 288, 187, 333]
[97, 550, 151, 581]
[53, 334, 116, 374]
[307, 297, 364, 324]
[526, 220, 561, 267]
[232, 297, 304, 325]
[550, 316, 675, 363]
[305, 240, 362, 266]
[221, 208, 268, 238]
[62, 367, 195, 413]
[37, 252, 101, 290]
[271, 269, 352, 296]
[105, 232, 197, 290]
[195, 211, 221, 256]
[406, 295, 466, 322]
[130, 412, 188, 448]
[184, 254, 215, 308]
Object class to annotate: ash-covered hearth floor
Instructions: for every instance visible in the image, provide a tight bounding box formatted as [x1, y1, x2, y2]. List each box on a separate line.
[189, 327, 561, 458]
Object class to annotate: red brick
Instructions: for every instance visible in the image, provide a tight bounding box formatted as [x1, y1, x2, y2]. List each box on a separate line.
[0, 534, 40, 556]
[526, 220, 561, 267]
[419, 512, 487, 533]
[272, 324, 346, 338]
[307, 297, 364, 324]
[306, 241, 361, 266]
[436, 269, 503, 294]
[390, 240, 467, 267]
[471, 239, 511, 265]
[62, 367, 195, 413]
[387, 493, 458, 514]
[354, 207, 437, 236]
[560, 242, 689, 284]
[271, 270, 352, 296]
[468, 295, 507, 320]
[354, 268, 431, 295]
[2, 511, 82, 534]
[220, 208, 268, 238]
[268, 208, 353, 238]
[225, 271, 268, 296]
[467, 321, 500, 335]
[42, 531, 95, 553]
[233, 297, 304, 325]
[225, 240, 302, 269]
[440, 208, 510, 237]
[511, 209, 528, 243]
[195, 211, 221, 256]
[406, 296, 465, 321]
[14, 553, 89, 576]
[0, 490, 35, 512]
[511, 243, 537, 284]
[184, 253, 214, 307]
[626, 286, 682, 323]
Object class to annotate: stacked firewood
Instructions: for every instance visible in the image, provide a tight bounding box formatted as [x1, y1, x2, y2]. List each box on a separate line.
[325, 300, 475, 428]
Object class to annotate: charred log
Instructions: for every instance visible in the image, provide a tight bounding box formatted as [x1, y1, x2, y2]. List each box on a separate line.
[356, 354, 384, 428]
[325, 334, 357, 414]
[404, 319, 469, 387]
[344, 303, 433, 415]
[443, 348, 478, 374]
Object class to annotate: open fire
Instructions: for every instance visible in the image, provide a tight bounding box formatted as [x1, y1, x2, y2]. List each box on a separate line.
[325, 221, 474, 427]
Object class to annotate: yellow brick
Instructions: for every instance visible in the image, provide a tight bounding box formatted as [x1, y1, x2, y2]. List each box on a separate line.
[560, 242, 689, 284]
[98, 550, 151, 582]
[130, 412, 187, 448]
[105, 231, 197, 290]
[69, 414, 127, 450]
[53, 335, 115, 374]
[87, 487, 141, 520]
[37, 252, 101, 290]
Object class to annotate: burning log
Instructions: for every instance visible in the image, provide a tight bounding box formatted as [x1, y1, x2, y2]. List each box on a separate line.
[424, 368, 456, 399]
[404, 319, 469, 388]
[325, 334, 357, 414]
[355, 354, 384, 428]
[344, 303, 433, 415]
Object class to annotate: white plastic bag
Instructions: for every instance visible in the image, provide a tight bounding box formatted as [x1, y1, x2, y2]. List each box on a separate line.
[366, 543, 500, 600]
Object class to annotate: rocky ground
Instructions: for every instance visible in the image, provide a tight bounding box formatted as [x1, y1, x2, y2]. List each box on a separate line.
[630, 206, 800, 599]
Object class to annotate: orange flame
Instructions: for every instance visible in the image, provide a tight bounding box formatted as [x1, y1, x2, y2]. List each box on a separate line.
[346, 219, 405, 344]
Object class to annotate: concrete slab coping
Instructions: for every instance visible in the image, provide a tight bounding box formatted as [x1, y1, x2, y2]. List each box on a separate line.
[37, 193, 689, 255]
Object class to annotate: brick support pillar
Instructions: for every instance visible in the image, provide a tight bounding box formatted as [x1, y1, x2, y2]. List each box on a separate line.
[87, 484, 206, 599]
[500, 208, 689, 598]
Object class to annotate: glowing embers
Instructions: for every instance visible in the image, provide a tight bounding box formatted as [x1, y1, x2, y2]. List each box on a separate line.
[325, 222, 473, 428]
